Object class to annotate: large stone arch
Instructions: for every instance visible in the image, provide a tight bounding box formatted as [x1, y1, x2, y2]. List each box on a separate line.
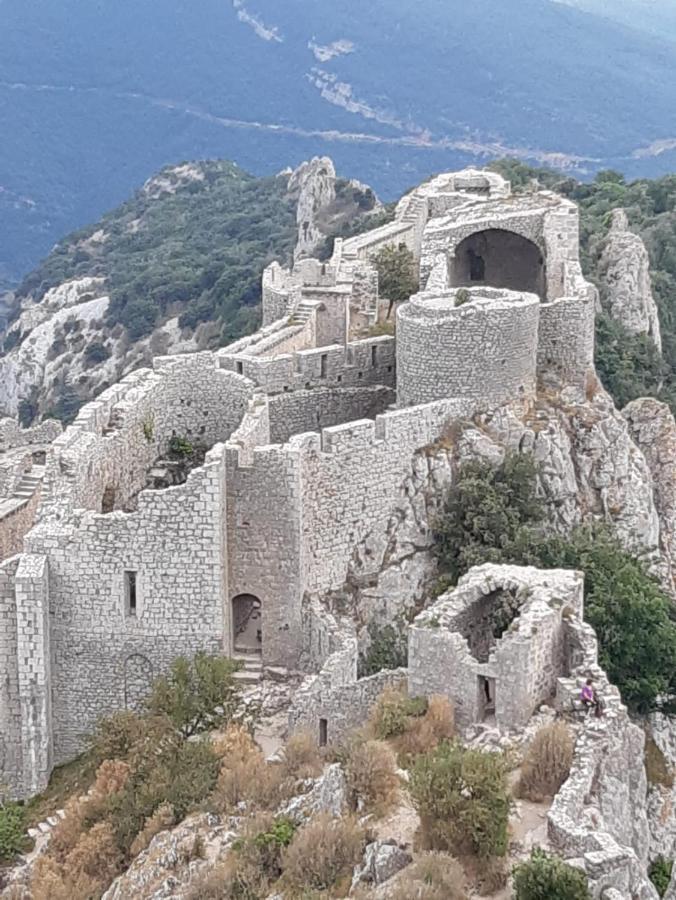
[124, 654, 154, 711]
[449, 229, 546, 298]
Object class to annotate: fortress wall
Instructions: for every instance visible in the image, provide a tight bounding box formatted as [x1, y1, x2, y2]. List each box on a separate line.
[543, 203, 582, 299]
[220, 337, 395, 396]
[225, 440, 306, 668]
[237, 322, 313, 359]
[40, 354, 253, 517]
[0, 418, 62, 452]
[341, 221, 416, 261]
[538, 289, 596, 385]
[0, 449, 32, 497]
[305, 290, 349, 346]
[0, 557, 22, 797]
[268, 386, 395, 444]
[0, 489, 41, 563]
[397, 292, 539, 409]
[27, 447, 227, 763]
[14, 554, 52, 795]
[298, 399, 472, 595]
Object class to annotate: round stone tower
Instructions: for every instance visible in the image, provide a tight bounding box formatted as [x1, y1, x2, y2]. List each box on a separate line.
[396, 286, 540, 409]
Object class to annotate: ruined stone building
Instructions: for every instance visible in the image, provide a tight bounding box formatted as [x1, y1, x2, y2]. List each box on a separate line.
[0, 167, 615, 801]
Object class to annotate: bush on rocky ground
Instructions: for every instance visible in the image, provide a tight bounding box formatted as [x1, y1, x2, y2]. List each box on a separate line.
[0, 802, 27, 864]
[517, 722, 574, 801]
[368, 688, 428, 741]
[344, 739, 400, 817]
[281, 812, 365, 894]
[513, 849, 591, 900]
[649, 856, 674, 898]
[394, 694, 455, 765]
[409, 741, 509, 859]
[387, 852, 469, 900]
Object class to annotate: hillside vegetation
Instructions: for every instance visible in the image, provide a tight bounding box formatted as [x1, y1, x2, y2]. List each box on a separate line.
[13, 161, 298, 346]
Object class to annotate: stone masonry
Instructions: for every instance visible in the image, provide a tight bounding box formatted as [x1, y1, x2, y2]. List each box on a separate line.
[0, 168, 603, 798]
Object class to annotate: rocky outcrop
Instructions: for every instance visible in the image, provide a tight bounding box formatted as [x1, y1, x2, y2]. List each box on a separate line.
[646, 712, 676, 863]
[599, 208, 662, 352]
[288, 156, 337, 260]
[624, 397, 676, 593]
[346, 381, 669, 633]
[101, 812, 237, 900]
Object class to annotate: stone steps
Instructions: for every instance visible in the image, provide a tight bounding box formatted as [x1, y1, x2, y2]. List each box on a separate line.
[233, 649, 263, 684]
[289, 301, 316, 325]
[27, 807, 65, 841]
[11, 465, 45, 500]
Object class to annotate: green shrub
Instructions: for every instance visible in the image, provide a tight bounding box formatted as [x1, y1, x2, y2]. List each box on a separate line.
[0, 801, 26, 863]
[147, 652, 242, 737]
[649, 856, 674, 898]
[432, 451, 545, 584]
[369, 688, 427, 739]
[358, 622, 408, 677]
[513, 849, 591, 900]
[168, 436, 195, 458]
[409, 741, 509, 858]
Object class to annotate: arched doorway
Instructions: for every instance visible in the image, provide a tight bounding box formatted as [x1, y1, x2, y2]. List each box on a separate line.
[232, 594, 262, 653]
[450, 229, 546, 298]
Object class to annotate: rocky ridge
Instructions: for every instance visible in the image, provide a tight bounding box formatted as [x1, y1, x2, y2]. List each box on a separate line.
[599, 208, 662, 352]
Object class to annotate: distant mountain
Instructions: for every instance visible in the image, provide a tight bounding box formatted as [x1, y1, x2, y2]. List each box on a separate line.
[0, 157, 379, 423]
[3, 0, 676, 282]
[553, 0, 676, 40]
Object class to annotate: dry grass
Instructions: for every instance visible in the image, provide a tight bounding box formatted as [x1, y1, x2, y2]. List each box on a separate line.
[129, 802, 175, 858]
[388, 852, 468, 900]
[394, 695, 454, 763]
[279, 730, 324, 781]
[344, 739, 400, 817]
[211, 724, 288, 815]
[32, 821, 122, 900]
[281, 812, 365, 894]
[516, 721, 574, 802]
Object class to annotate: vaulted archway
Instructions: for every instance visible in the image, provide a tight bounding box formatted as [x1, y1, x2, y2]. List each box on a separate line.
[450, 229, 545, 298]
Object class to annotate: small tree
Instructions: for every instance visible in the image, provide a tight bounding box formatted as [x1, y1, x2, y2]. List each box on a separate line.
[0, 801, 26, 863]
[649, 856, 674, 898]
[513, 849, 591, 900]
[409, 741, 510, 858]
[372, 242, 419, 316]
[432, 452, 545, 583]
[147, 652, 242, 737]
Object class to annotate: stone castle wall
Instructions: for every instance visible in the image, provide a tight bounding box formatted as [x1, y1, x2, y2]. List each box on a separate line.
[25, 446, 228, 765]
[397, 288, 540, 410]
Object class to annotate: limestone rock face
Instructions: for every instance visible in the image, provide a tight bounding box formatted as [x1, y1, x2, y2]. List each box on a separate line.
[288, 156, 337, 260]
[351, 841, 413, 890]
[346, 382, 669, 636]
[599, 208, 662, 352]
[646, 712, 676, 862]
[101, 812, 236, 900]
[277, 762, 348, 823]
[624, 397, 676, 592]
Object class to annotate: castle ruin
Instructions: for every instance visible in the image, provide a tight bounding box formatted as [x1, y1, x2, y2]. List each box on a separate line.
[0, 168, 599, 799]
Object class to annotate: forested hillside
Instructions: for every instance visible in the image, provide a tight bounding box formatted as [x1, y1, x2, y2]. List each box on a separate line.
[492, 160, 676, 416]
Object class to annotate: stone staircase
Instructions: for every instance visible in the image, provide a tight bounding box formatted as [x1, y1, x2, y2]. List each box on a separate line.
[289, 300, 316, 326]
[27, 807, 66, 842]
[12, 465, 45, 501]
[233, 649, 263, 684]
